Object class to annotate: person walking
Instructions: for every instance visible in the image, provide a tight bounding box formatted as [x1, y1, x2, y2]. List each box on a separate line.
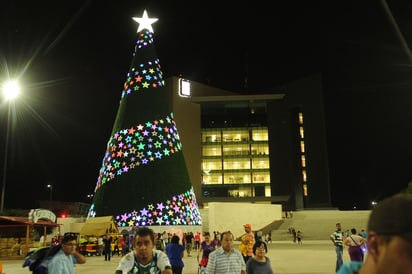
[337, 193, 412, 274]
[197, 232, 217, 274]
[156, 233, 165, 252]
[343, 228, 366, 262]
[330, 222, 344, 272]
[47, 233, 86, 274]
[292, 228, 297, 243]
[103, 234, 112, 261]
[98, 236, 104, 256]
[297, 230, 303, 245]
[165, 235, 185, 274]
[246, 240, 274, 274]
[112, 236, 120, 256]
[206, 231, 246, 274]
[238, 224, 255, 263]
[115, 227, 172, 274]
[185, 232, 194, 257]
[194, 232, 201, 251]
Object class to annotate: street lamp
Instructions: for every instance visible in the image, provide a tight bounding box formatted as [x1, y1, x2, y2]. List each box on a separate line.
[1, 80, 20, 213]
[87, 194, 94, 203]
[47, 184, 53, 201]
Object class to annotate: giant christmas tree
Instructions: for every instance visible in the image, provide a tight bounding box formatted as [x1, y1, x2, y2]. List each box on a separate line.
[87, 10, 201, 228]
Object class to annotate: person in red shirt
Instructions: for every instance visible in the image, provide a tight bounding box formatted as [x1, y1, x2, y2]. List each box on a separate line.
[194, 232, 201, 251]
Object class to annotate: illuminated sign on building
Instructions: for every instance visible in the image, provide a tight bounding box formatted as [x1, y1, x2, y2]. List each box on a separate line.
[179, 78, 191, 97]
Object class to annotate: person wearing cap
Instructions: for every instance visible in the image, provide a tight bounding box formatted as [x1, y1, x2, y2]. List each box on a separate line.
[47, 233, 86, 274]
[115, 227, 172, 274]
[238, 224, 255, 263]
[337, 193, 412, 274]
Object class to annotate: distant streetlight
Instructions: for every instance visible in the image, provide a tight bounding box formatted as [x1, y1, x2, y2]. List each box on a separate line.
[47, 184, 53, 201]
[87, 194, 94, 203]
[1, 80, 20, 212]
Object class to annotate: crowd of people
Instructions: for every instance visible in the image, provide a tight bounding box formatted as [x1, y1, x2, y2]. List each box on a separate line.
[112, 222, 276, 274]
[30, 192, 411, 274]
[121, 193, 411, 274]
[160, 223, 276, 274]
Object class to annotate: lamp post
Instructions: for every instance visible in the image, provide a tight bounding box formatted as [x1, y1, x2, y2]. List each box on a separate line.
[1, 80, 20, 213]
[47, 184, 53, 201]
[0, 107, 11, 213]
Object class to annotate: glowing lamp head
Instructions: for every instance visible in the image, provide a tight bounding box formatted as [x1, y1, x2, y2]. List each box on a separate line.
[2, 81, 20, 101]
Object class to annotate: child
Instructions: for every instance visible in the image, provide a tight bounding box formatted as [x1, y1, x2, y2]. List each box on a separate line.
[297, 230, 302, 245]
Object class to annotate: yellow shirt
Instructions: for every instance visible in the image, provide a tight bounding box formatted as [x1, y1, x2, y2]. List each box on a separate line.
[238, 232, 255, 256]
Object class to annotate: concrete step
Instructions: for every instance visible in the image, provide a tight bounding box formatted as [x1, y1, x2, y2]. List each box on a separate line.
[270, 210, 370, 241]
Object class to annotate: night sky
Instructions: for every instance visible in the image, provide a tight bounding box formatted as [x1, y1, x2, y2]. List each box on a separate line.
[1, 1, 412, 210]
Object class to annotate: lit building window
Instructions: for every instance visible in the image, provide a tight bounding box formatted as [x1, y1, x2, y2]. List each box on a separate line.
[300, 141, 305, 153]
[201, 127, 270, 197]
[303, 183, 308, 196]
[298, 112, 304, 124]
[298, 111, 308, 198]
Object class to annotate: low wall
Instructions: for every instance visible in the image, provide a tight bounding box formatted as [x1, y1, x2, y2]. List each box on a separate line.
[207, 202, 282, 238]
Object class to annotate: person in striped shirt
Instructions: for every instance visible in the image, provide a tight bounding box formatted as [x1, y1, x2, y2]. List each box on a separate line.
[330, 222, 344, 272]
[206, 231, 246, 274]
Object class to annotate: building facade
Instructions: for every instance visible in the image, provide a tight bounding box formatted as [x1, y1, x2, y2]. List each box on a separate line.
[168, 74, 331, 211]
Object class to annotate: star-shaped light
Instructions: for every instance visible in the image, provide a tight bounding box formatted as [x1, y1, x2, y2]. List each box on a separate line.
[133, 10, 158, 33]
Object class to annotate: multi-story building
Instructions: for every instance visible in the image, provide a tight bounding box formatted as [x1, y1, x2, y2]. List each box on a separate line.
[168, 74, 331, 211]
[200, 126, 271, 199]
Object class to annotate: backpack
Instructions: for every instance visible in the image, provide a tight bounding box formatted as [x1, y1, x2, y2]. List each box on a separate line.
[22, 245, 61, 274]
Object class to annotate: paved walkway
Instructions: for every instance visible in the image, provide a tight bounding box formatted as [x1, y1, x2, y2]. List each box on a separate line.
[2, 241, 353, 274]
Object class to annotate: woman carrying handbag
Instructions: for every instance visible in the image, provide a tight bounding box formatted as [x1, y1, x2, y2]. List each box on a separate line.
[343, 228, 366, 262]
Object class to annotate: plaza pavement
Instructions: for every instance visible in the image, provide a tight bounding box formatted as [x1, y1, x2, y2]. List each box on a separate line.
[2, 240, 353, 274]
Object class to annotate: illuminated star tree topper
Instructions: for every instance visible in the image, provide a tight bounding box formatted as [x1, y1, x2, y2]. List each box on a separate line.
[132, 10, 158, 33]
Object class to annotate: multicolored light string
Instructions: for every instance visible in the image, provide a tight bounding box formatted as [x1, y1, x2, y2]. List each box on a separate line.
[87, 187, 202, 226]
[94, 113, 182, 190]
[121, 31, 164, 99]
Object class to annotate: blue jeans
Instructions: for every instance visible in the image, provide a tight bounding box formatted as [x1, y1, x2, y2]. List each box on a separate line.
[335, 245, 343, 272]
